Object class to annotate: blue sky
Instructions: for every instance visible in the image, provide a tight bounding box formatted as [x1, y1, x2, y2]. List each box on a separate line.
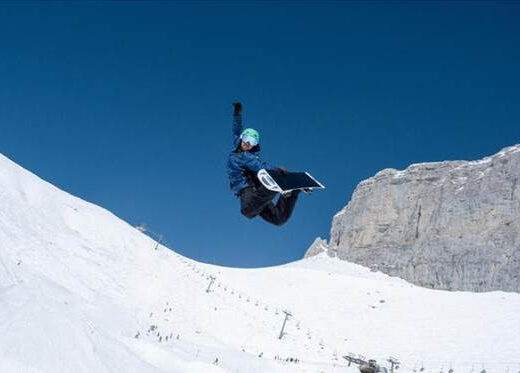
[0, 2, 519, 267]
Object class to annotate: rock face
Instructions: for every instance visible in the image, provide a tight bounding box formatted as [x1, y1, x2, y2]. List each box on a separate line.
[307, 145, 520, 292]
[305, 237, 331, 258]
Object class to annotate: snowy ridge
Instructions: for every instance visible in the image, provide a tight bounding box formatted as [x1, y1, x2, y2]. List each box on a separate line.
[1, 152, 520, 372]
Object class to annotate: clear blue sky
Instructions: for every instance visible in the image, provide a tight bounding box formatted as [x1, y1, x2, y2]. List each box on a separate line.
[0, 2, 519, 267]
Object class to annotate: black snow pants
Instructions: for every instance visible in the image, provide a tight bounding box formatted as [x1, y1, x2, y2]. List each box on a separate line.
[239, 185, 300, 226]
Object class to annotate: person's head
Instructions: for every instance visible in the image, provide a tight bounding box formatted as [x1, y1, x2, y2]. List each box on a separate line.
[240, 128, 259, 151]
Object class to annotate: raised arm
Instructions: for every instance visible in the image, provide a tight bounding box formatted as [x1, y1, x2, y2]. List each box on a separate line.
[232, 102, 243, 141]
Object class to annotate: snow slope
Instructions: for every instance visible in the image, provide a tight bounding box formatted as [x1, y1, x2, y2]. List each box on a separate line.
[0, 152, 519, 373]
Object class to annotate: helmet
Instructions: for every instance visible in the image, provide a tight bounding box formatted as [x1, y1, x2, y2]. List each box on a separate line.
[240, 128, 260, 146]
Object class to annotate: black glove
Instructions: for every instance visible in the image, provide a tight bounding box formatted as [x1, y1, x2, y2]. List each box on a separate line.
[233, 102, 242, 115]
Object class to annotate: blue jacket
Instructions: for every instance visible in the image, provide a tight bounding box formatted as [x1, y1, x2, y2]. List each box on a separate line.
[227, 113, 271, 195]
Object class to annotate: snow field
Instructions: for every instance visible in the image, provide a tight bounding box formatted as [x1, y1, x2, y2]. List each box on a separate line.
[1, 151, 519, 372]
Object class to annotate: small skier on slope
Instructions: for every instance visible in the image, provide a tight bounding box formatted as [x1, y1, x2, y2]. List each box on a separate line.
[227, 102, 300, 226]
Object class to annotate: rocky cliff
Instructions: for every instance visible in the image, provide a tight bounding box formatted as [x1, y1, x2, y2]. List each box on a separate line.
[307, 145, 520, 292]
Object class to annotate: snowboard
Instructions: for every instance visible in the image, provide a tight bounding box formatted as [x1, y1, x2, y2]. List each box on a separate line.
[257, 169, 325, 194]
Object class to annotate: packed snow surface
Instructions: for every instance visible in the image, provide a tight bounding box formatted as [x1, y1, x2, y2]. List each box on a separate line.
[0, 152, 519, 373]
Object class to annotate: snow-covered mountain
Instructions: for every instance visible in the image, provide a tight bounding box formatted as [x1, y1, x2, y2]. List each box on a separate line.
[0, 152, 519, 373]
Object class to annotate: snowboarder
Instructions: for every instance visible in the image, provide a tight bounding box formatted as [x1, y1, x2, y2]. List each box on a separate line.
[227, 102, 300, 226]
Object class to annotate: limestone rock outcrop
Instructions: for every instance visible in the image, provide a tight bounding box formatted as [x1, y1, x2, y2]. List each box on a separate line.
[305, 237, 331, 258]
[306, 145, 520, 292]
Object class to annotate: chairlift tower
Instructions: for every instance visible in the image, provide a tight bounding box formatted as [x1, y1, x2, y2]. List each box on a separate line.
[206, 276, 216, 293]
[387, 357, 400, 373]
[278, 310, 292, 340]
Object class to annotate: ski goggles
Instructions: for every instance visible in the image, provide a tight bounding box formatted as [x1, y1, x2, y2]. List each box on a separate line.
[240, 134, 259, 147]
